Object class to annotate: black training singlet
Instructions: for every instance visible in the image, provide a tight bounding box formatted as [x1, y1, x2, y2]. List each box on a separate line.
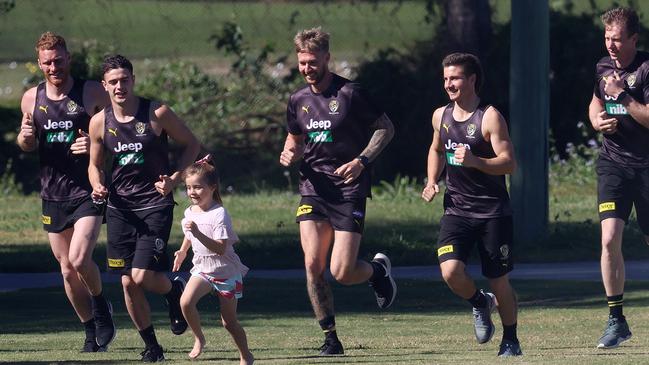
[594, 51, 649, 167]
[103, 98, 174, 210]
[286, 73, 383, 200]
[32, 79, 92, 201]
[440, 103, 512, 218]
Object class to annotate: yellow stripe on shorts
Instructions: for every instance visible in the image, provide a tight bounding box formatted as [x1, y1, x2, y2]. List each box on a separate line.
[599, 202, 616, 213]
[437, 245, 454, 257]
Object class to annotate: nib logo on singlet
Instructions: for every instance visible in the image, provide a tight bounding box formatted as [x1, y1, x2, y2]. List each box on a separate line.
[44, 119, 74, 143]
[114, 141, 144, 166]
[308, 131, 333, 143]
[605, 103, 628, 115]
[444, 139, 471, 166]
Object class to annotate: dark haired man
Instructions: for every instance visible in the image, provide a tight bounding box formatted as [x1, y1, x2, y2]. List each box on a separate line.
[88, 54, 200, 362]
[17, 31, 115, 352]
[422, 52, 521, 357]
[589, 6, 649, 349]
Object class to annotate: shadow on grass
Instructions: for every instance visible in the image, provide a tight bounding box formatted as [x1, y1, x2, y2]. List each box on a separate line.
[4, 278, 649, 335]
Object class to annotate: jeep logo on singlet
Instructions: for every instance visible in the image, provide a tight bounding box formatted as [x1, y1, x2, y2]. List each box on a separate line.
[43, 119, 74, 143]
[305, 119, 331, 130]
[114, 141, 143, 153]
[114, 142, 144, 166]
[43, 119, 73, 130]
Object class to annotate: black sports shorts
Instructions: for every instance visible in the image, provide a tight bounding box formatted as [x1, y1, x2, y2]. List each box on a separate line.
[106, 205, 173, 274]
[436, 214, 513, 278]
[295, 196, 366, 234]
[42, 195, 103, 233]
[597, 156, 649, 234]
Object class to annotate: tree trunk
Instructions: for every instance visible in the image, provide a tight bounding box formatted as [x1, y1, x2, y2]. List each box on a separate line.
[445, 0, 492, 59]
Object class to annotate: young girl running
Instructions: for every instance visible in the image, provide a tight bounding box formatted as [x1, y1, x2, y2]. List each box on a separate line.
[173, 156, 253, 364]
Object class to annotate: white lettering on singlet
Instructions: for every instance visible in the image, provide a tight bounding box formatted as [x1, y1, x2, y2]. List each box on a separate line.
[43, 119, 73, 130]
[305, 118, 331, 130]
[444, 139, 471, 150]
[114, 141, 143, 153]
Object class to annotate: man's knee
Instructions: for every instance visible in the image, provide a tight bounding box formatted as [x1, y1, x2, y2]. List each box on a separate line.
[440, 261, 465, 285]
[304, 257, 326, 277]
[330, 265, 354, 285]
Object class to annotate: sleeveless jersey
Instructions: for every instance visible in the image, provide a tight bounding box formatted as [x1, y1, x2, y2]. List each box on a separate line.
[32, 79, 92, 201]
[594, 51, 649, 167]
[440, 103, 512, 218]
[286, 73, 383, 200]
[103, 98, 174, 210]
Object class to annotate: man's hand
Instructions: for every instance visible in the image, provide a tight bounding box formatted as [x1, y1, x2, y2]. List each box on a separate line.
[279, 145, 304, 167]
[70, 129, 90, 154]
[594, 110, 618, 134]
[91, 183, 108, 204]
[155, 175, 175, 196]
[604, 71, 626, 99]
[334, 158, 364, 184]
[454, 146, 478, 168]
[20, 112, 36, 142]
[421, 183, 440, 202]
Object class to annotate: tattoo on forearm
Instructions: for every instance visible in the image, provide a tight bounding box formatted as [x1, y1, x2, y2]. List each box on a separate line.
[307, 274, 334, 320]
[361, 113, 395, 162]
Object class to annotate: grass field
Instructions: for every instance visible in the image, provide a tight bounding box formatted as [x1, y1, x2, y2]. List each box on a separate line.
[0, 0, 438, 62]
[3, 279, 649, 364]
[1, 162, 648, 273]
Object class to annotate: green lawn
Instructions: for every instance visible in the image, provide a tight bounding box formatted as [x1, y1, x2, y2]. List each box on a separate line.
[2, 279, 649, 364]
[0, 0, 436, 62]
[2, 161, 648, 273]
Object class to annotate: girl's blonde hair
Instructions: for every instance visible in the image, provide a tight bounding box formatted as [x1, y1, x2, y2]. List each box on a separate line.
[183, 155, 222, 204]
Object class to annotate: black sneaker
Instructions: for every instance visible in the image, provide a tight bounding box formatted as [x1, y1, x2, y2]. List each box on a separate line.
[141, 344, 165, 362]
[81, 338, 99, 353]
[369, 253, 397, 309]
[319, 338, 344, 356]
[166, 276, 188, 335]
[94, 300, 116, 348]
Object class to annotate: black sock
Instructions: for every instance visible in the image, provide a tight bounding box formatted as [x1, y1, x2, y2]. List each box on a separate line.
[370, 261, 386, 282]
[164, 281, 178, 301]
[91, 291, 108, 313]
[83, 318, 96, 341]
[607, 294, 624, 319]
[467, 289, 487, 308]
[138, 325, 159, 349]
[319, 316, 339, 342]
[503, 323, 519, 344]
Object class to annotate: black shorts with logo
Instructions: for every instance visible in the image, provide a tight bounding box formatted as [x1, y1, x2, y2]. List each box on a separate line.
[106, 205, 173, 274]
[295, 196, 366, 234]
[42, 195, 103, 233]
[436, 214, 513, 278]
[597, 156, 649, 234]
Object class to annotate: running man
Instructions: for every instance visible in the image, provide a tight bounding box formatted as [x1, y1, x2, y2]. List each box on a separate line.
[421, 53, 521, 357]
[279, 27, 396, 356]
[16, 32, 115, 352]
[88, 55, 200, 362]
[589, 7, 649, 349]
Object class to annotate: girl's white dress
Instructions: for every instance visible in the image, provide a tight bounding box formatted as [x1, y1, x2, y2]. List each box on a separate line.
[181, 204, 249, 279]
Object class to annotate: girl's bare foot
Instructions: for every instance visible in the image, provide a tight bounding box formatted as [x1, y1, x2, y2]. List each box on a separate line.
[188, 338, 206, 360]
